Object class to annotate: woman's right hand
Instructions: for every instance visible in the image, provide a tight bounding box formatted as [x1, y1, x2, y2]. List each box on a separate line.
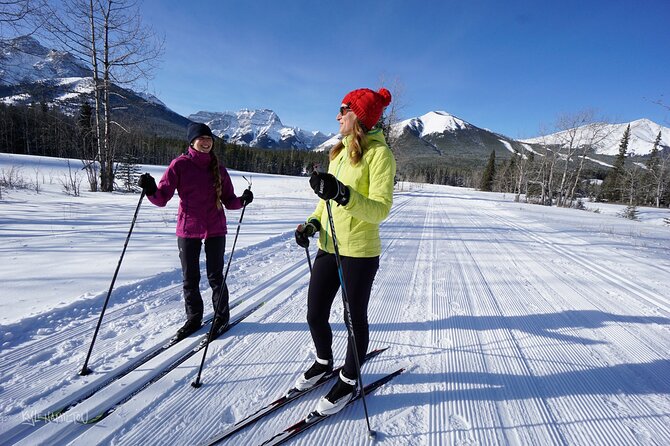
[294, 220, 319, 248]
[138, 173, 157, 196]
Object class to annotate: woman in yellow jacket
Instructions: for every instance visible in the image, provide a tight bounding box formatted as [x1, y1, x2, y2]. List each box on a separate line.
[293, 87, 396, 415]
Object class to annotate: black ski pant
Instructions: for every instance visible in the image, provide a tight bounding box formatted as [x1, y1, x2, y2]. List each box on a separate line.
[177, 236, 229, 324]
[307, 249, 379, 380]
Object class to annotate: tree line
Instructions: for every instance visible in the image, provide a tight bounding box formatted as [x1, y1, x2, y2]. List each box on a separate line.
[477, 119, 669, 208]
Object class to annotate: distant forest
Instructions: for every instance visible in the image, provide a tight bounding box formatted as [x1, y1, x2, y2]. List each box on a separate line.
[0, 101, 328, 178]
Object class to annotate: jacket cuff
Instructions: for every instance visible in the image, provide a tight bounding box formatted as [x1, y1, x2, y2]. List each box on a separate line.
[307, 217, 321, 232]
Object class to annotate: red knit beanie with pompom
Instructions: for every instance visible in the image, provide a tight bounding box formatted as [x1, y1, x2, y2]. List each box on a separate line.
[341, 87, 392, 130]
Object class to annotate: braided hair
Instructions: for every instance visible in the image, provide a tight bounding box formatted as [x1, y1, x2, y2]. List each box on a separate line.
[209, 150, 223, 210]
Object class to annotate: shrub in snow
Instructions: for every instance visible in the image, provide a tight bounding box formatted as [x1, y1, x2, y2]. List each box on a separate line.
[618, 205, 639, 221]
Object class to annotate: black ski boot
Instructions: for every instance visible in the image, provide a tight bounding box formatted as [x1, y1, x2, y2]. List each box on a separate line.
[210, 306, 230, 340]
[316, 371, 357, 415]
[173, 318, 201, 341]
[294, 357, 333, 391]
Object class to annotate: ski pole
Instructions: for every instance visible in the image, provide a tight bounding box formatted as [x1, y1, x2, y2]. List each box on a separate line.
[305, 245, 312, 273]
[80, 190, 146, 376]
[324, 200, 376, 439]
[192, 177, 252, 388]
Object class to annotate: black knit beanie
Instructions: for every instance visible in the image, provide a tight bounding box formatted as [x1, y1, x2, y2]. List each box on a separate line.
[187, 122, 214, 145]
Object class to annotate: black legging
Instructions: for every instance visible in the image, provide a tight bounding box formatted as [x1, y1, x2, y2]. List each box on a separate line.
[307, 249, 379, 380]
[177, 236, 229, 322]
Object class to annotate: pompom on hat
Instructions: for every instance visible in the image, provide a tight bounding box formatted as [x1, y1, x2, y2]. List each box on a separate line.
[341, 87, 392, 130]
[187, 122, 214, 145]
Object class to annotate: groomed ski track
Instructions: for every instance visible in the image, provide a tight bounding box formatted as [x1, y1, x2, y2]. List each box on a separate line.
[2, 185, 669, 445]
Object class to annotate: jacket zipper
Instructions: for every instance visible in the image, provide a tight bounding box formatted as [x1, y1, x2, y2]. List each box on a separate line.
[324, 153, 347, 251]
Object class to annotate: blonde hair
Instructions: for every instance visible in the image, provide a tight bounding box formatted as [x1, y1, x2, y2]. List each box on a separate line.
[329, 120, 368, 165]
[209, 151, 223, 210]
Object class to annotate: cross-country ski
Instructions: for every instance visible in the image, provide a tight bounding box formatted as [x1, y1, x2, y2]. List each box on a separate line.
[258, 367, 406, 446]
[199, 347, 389, 445]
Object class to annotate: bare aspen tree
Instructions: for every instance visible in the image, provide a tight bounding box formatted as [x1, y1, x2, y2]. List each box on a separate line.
[551, 110, 611, 207]
[378, 76, 407, 152]
[514, 144, 534, 202]
[565, 120, 613, 206]
[531, 125, 560, 206]
[0, 0, 32, 32]
[377, 77, 407, 186]
[624, 162, 644, 206]
[40, 0, 162, 192]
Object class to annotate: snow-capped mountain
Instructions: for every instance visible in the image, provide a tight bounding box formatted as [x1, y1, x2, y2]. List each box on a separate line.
[316, 111, 480, 150]
[390, 111, 530, 168]
[0, 36, 89, 85]
[0, 36, 330, 147]
[319, 110, 668, 171]
[315, 110, 530, 169]
[189, 109, 333, 150]
[0, 36, 190, 137]
[522, 119, 669, 156]
[396, 110, 473, 137]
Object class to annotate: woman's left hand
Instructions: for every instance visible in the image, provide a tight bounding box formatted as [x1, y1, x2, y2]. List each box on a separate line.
[240, 189, 254, 206]
[309, 172, 349, 205]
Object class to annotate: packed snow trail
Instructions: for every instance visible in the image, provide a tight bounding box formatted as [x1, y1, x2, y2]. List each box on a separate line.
[2, 183, 669, 445]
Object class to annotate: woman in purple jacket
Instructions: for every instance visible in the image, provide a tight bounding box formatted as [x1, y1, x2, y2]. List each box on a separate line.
[138, 123, 253, 341]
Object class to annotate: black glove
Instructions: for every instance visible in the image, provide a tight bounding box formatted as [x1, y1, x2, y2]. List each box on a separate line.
[240, 189, 254, 206]
[137, 173, 157, 196]
[309, 172, 350, 206]
[294, 219, 320, 248]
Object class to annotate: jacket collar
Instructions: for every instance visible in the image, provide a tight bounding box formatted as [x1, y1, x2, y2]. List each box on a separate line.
[342, 128, 386, 150]
[187, 146, 212, 169]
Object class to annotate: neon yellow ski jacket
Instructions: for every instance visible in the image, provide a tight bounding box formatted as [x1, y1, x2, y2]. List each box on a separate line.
[308, 129, 396, 257]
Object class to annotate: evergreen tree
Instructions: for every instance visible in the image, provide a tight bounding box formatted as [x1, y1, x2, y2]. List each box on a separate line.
[644, 131, 662, 207]
[479, 150, 496, 191]
[117, 151, 142, 192]
[600, 124, 630, 202]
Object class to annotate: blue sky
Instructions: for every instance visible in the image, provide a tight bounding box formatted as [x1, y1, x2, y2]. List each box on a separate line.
[140, 0, 670, 138]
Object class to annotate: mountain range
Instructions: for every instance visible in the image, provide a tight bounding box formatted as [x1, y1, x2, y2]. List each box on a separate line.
[522, 118, 670, 157]
[381, 111, 669, 171]
[188, 110, 333, 150]
[0, 37, 332, 145]
[2, 36, 668, 169]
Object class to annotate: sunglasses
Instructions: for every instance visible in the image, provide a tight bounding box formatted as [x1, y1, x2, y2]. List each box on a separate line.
[339, 105, 351, 115]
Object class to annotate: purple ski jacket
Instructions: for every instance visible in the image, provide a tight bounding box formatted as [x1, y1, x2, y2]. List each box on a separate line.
[147, 147, 244, 239]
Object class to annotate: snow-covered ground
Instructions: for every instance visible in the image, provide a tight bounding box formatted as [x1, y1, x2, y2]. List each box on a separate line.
[1, 152, 669, 445]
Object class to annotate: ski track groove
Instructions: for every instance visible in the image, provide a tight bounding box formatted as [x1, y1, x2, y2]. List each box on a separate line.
[3, 233, 309, 444]
[454, 201, 670, 444]
[478, 209, 670, 373]
[495, 212, 669, 316]
[59, 240, 324, 446]
[444, 204, 538, 446]
[455, 208, 571, 446]
[0, 284, 185, 441]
